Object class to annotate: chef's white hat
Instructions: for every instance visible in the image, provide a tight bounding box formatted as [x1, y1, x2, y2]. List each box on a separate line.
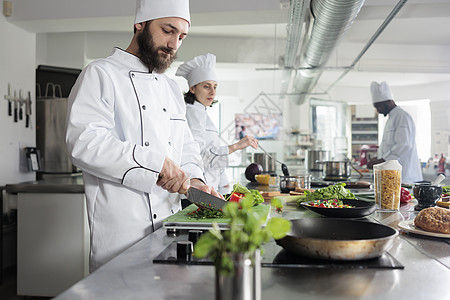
[134, 0, 190, 25]
[176, 53, 218, 87]
[370, 81, 394, 104]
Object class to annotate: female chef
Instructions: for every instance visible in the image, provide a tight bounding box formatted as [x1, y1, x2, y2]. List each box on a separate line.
[176, 53, 259, 193]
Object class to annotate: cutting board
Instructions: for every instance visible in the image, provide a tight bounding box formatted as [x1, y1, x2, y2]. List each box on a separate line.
[163, 204, 271, 230]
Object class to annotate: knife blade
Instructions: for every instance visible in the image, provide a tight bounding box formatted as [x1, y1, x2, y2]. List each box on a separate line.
[186, 187, 227, 211]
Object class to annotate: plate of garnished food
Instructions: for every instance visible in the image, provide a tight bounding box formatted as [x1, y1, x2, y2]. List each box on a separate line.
[300, 198, 377, 218]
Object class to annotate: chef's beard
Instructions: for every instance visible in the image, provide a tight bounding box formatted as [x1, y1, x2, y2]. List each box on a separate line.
[137, 22, 177, 73]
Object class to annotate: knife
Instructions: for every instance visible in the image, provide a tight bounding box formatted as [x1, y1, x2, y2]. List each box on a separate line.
[185, 187, 227, 211]
[25, 91, 32, 128]
[13, 91, 18, 122]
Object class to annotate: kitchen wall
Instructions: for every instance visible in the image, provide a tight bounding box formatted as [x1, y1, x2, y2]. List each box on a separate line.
[0, 15, 36, 186]
[35, 31, 301, 173]
[35, 30, 450, 171]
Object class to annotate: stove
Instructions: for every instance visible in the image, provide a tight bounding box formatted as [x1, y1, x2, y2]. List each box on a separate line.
[153, 237, 403, 270]
[311, 180, 372, 189]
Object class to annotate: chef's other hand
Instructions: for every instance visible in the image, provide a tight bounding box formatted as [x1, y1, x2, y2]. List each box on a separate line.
[367, 158, 385, 169]
[157, 157, 190, 194]
[229, 135, 258, 154]
[190, 178, 224, 199]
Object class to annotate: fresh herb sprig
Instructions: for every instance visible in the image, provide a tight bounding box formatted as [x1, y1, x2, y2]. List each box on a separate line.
[194, 196, 291, 276]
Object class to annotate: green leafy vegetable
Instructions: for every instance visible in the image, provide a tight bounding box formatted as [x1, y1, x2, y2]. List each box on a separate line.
[442, 186, 450, 194]
[194, 197, 291, 276]
[297, 183, 356, 206]
[232, 183, 251, 195]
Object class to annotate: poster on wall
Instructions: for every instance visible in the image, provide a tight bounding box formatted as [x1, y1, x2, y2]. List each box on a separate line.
[235, 113, 282, 140]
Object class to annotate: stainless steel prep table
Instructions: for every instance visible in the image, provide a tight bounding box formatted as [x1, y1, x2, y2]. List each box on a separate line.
[53, 199, 450, 300]
[5, 175, 84, 194]
[5, 175, 87, 297]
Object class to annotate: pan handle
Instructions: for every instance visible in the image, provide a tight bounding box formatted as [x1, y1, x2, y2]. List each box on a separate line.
[351, 163, 364, 178]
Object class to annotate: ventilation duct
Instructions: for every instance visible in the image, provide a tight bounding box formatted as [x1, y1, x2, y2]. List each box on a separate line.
[292, 0, 365, 105]
[279, 0, 309, 97]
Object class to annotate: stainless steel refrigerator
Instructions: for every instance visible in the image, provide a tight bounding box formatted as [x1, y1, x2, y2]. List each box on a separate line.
[36, 97, 74, 174]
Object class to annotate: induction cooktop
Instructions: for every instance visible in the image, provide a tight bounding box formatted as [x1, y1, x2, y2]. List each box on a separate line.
[153, 239, 403, 270]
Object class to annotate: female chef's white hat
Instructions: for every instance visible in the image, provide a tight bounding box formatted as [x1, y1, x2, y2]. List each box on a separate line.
[370, 81, 394, 104]
[176, 53, 218, 88]
[134, 0, 191, 26]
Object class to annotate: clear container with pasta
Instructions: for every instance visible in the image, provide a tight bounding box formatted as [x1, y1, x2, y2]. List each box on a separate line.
[373, 160, 402, 210]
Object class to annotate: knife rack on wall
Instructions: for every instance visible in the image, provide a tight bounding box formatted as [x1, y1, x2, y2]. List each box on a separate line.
[3, 83, 33, 128]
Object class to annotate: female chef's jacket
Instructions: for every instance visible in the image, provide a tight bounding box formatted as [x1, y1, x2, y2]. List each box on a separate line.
[185, 101, 229, 191]
[66, 48, 204, 272]
[378, 106, 423, 184]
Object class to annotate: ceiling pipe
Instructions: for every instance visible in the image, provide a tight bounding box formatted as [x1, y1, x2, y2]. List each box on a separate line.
[279, 0, 309, 98]
[292, 0, 366, 105]
[325, 0, 409, 93]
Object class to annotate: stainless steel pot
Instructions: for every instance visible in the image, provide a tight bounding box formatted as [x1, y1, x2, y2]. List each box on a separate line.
[305, 150, 330, 171]
[279, 175, 311, 193]
[248, 153, 276, 173]
[276, 218, 398, 261]
[320, 161, 351, 180]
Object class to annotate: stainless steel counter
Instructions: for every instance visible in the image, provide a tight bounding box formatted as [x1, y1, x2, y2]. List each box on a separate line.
[54, 200, 450, 300]
[5, 175, 84, 194]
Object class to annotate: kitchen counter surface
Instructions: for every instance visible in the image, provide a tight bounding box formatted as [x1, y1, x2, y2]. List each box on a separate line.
[5, 175, 84, 194]
[54, 198, 450, 300]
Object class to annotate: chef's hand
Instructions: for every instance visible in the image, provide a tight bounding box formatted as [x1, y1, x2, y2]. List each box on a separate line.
[229, 135, 258, 154]
[190, 178, 224, 199]
[157, 157, 190, 194]
[367, 158, 385, 169]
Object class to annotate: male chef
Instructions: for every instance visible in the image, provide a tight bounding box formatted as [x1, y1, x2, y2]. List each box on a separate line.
[367, 81, 423, 184]
[66, 0, 220, 272]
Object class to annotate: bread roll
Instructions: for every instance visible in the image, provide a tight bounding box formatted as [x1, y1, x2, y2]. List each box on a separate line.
[414, 207, 450, 234]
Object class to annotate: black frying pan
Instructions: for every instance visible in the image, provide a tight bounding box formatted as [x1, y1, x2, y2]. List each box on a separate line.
[276, 218, 398, 261]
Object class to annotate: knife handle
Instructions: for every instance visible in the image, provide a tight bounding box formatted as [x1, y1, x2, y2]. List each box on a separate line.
[25, 115, 29, 128]
[8, 101, 12, 116]
[14, 107, 18, 122]
[19, 107, 23, 120]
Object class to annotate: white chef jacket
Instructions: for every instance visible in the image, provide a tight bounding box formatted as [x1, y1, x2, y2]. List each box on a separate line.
[378, 106, 423, 184]
[185, 101, 229, 190]
[66, 48, 205, 272]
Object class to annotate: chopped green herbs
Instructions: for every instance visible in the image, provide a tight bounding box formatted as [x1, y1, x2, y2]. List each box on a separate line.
[187, 207, 225, 219]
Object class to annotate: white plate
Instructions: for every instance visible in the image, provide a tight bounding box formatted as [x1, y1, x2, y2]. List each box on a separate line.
[398, 220, 450, 239]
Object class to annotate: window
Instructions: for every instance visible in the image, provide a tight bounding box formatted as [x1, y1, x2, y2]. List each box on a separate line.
[310, 98, 348, 159]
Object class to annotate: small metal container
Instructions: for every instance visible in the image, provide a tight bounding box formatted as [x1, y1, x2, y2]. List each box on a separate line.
[320, 161, 351, 181]
[305, 150, 330, 171]
[248, 153, 277, 173]
[279, 175, 311, 193]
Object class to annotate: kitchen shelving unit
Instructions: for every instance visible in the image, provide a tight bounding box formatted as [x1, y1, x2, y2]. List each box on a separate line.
[350, 105, 379, 161]
[283, 129, 313, 168]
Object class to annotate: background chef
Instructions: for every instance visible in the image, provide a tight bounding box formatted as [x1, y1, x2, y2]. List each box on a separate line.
[176, 53, 258, 194]
[367, 81, 423, 184]
[65, 0, 219, 272]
